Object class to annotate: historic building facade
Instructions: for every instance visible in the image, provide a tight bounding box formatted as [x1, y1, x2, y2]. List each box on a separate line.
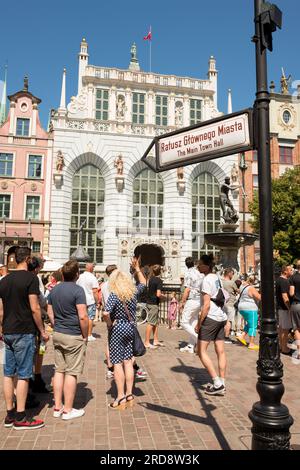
[240, 76, 300, 272]
[49, 39, 239, 278]
[0, 78, 53, 263]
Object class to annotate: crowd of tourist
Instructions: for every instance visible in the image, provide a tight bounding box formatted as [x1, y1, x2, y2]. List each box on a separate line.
[0, 246, 299, 431]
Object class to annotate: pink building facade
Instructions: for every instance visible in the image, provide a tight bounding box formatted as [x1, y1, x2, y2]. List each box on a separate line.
[0, 77, 53, 262]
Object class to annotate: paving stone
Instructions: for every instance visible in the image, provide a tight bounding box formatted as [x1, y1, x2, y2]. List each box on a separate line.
[1, 322, 300, 450]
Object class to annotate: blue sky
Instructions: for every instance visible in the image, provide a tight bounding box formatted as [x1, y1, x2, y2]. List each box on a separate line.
[1, 0, 299, 127]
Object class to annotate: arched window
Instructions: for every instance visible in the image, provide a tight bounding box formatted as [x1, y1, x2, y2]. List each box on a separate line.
[133, 169, 163, 230]
[70, 164, 105, 262]
[192, 172, 220, 259]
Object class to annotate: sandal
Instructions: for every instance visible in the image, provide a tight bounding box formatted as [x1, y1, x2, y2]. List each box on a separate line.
[108, 397, 126, 410]
[153, 341, 165, 347]
[126, 394, 135, 408]
[236, 336, 247, 346]
[144, 344, 158, 349]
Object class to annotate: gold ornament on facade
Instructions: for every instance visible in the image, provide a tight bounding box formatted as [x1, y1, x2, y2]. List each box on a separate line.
[1, 181, 8, 190]
[31, 183, 37, 191]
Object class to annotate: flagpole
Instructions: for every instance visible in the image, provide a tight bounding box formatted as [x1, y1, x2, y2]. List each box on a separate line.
[150, 39, 152, 72]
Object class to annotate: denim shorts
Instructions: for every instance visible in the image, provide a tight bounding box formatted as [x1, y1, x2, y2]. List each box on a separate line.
[3, 334, 36, 379]
[87, 304, 96, 320]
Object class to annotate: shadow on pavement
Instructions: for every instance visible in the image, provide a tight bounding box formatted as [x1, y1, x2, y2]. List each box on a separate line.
[140, 357, 231, 450]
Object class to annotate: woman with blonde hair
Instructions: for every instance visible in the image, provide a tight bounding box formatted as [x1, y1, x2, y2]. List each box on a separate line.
[103, 258, 146, 409]
[236, 275, 261, 351]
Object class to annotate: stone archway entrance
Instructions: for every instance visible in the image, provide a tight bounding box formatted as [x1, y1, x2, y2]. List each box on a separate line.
[134, 243, 165, 268]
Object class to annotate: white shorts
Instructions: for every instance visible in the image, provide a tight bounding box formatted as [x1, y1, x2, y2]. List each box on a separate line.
[277, 309, 292, 330]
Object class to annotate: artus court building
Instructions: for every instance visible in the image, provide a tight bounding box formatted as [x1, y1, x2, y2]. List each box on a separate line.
[49, 39, 239, 278]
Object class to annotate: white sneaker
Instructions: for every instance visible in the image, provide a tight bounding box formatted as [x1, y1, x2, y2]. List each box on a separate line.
[53, 406, 64, 418]
[62, 408, 85, 420]
[180, 344, 194, 354]
[106, 369, 114, 379]
[88, 335, 96, 342]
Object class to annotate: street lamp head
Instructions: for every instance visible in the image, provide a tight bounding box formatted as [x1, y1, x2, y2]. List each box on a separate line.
[239, 153, 248, 170]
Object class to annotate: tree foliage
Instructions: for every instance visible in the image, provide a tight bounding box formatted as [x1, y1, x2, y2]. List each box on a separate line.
[249, 166, 300, 265]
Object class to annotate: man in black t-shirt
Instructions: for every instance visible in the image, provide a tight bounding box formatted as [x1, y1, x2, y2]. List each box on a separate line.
[144, 265, 165, 349]
[275, 265, 293, 354]
[290, 261, 300, 359]
[0, 246, 49, 430]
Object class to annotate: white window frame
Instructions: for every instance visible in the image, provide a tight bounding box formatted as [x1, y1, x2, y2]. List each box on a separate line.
[0, 192, 13, 219]
[26, 153, 44, 179]
[24, 194, 41, 220]
[15, 117, 31, 137]
[0, 151, 16, 177]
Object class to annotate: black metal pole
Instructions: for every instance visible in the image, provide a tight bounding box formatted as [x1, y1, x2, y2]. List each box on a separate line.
[249, 0, 293, 450]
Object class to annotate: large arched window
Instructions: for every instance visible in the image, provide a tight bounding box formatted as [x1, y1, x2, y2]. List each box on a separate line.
[70, 164, 105, 262]
[192, 172, 220, 259]
[133, 169, 163, 229]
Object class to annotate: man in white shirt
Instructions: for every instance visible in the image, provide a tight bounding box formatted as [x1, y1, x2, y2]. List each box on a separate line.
[180, 257, 204, 353]
[195, 255, 228, 396]
[77, 263, 99, 342]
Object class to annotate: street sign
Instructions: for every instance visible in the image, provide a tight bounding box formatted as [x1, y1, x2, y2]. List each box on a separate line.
[142, 109, 254, 172]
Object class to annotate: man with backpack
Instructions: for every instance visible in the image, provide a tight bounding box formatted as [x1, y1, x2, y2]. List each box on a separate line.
[195, 254, 228, 396]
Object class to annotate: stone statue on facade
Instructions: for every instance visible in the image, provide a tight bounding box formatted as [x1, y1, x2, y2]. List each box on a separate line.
[219, 176, 240, 224]
[116, 95, 125, 120]
[56, 151, 65, 172]
[177, 167, 184, 180]
[280, 68, 291, 95]
[131, 43, 137, 61]
[175, 102, 183, 126]
[114, 155, 124, 175]
[231, 163, 239, 183]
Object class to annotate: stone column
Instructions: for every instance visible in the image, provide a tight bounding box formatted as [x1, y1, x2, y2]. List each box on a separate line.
[183, 94, 189, 127]
[87, 83, 94, 120]
[168, 93, 175, 126]
[31, 104, 37, 136]
[125, 88, 132, 122]
[147, 90, 154, 125]
[9, 102, 16, 135]
[109, 86, 117, 121]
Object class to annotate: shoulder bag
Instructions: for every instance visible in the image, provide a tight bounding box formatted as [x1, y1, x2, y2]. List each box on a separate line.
[123, 302, 146, 357]
[233, 285, 248, 310]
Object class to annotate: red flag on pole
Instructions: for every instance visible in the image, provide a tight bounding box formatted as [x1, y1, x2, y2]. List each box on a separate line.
[143, 27, 152, 41]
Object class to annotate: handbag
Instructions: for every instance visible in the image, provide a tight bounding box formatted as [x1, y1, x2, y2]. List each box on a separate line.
[123, 302, 146, 357]
[234, 285, 248, 310]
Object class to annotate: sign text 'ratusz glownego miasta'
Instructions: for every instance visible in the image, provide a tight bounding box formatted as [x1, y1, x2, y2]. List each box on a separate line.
[142, 109, 254, 172]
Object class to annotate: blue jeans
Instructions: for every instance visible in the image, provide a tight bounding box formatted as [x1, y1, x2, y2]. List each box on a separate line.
[3, 334, 36, 379]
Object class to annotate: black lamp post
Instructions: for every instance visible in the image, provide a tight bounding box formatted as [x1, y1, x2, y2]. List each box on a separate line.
[70, 219, 90, 273]
[248, 0, 293, 449]
[239, 153, 247, 275]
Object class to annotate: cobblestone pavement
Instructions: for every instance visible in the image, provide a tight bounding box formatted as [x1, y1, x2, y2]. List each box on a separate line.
[1, 322, 299, 450]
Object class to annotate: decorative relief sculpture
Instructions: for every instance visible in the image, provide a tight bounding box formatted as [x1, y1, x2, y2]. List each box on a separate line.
[67, 87, 88, 115]
[116, 95, 125, 120]
[175, 101, 183, 127]
[114, 155, 124, 191]
[231, 163, 239, 183]
[176, 167, 185, 194]
[114, 155, 124, 175]
[56, 151, 65, 172]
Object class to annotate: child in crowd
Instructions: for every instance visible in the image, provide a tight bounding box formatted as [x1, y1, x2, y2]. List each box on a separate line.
[167, 292, 179, 329]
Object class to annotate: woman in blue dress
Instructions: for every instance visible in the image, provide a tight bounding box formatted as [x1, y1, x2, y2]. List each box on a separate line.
[103, 258, 146, 409]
